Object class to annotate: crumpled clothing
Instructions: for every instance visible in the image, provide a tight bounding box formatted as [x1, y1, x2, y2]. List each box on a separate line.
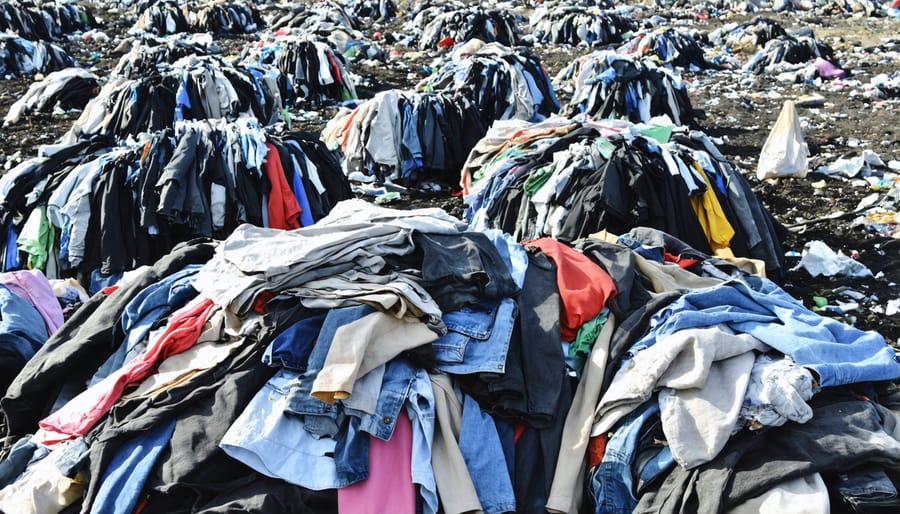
[738, 353, 815, 430]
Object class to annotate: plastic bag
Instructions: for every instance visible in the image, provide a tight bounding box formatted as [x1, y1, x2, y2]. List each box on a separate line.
[756, 100, 809, 180]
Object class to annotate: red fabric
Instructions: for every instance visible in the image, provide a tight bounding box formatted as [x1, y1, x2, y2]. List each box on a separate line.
[37, 298, 216, 443]
[263, 143, 302, 230]
[253, 290, 276, 314]
[524, 238, 617, 341]
[663, 250, 701, 269]
[101, 285, 119, 295]
[892, 0, 900, 8]
[588, 434, 609, 469]
[513, 422, 528, 444]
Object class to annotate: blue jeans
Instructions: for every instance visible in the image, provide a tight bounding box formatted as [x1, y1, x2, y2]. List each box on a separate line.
[591, 401, 660, 514]
[460, 392, 517, 514]
[90, 419, 176, 514]
[262, 312, 327, 371]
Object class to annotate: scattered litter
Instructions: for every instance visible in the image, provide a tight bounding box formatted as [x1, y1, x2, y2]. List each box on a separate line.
[792, 240, 873, 278]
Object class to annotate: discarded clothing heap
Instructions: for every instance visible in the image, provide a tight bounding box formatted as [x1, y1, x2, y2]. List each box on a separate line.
[420, 41, 560, 122]
[0, 34, 75, 78]
[133, 0, 261, 36]
[461, 117, 786, 277]
[64, 54, 285, 142]
[3, 68, 99, 125]
[0, 118, 352, 283]
[0, 0, 94, 41]
[0, 269, 62, 395]
[410, 3, 521, 50]
[111, 33, 221, 79]
[869, 72, 900, 99]
[266, 1, 360, 34]
[529, 5, 637, 47]
[247, 36, 358, 108]
[557, 50, 695, 126]
[709, 17, 789, 53]
[742, 34, 837, 75]
[2, 200, 899, 514]
[322, 90, 486, 187]
[616, 28, 715, 71]
[345, 0, 396, 20]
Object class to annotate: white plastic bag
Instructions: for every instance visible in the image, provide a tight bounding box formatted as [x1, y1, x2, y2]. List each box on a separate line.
[756, 100, 809, 180]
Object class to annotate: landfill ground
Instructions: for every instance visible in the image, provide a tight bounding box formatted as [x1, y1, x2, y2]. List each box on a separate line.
[1, 5, 899, 345]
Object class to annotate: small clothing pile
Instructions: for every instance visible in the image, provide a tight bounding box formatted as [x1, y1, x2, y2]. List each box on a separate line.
[616, 28, 715, 71]
[409, 3, 521, 50]
[0, 0, 94, 41]
[111, 33, 221, 79]
[246, 36, 358, 108]
[64, 54, 285, 142]
[0, 34, 75, 78]
[133, 0, 261, 36]
[322, 90, 486, 187]
[529, 4, 637, 47]
[266, 0, 360, 34]
[557, 50, 695, 126]
[344, 0, 396, 20]
[421, 42, 560, 122]
[4, 68, 99, 125]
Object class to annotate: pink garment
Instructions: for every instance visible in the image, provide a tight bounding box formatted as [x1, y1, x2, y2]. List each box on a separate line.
[0, 269, 64, 333]
[36, 298, 215, 444]
[338, 413, 415, 514]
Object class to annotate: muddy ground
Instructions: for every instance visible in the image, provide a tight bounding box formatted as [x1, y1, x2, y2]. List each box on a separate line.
[1, 5, 899, 343]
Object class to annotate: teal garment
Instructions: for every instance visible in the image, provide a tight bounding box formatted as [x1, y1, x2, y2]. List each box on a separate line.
[569, 308, 610, 377]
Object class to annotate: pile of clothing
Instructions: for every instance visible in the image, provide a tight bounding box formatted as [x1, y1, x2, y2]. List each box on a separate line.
[557, 50, 695, 126]
[344, 0, 396, 20]
[322, 90, 486, 187]
[3, 68, 99, 125]
[245, 36, 358, 108]
[408, 2, 521, 50]
[0, 0, 94, 41]
[111, 33, 221, 79]
[708, 17, 790, 53]
[461, 117, 785, 277]
[265, 0, 360, 34]
[0, 34, 75, 78]
[742, 32, 838, 75]
[420, 41, 560, 122]
[64, 54, 285, 142]
[529, 5, 637, 47]
[1, 199, 898, 514]
[133, 0, 262, 36]
[0, 118, 352, 284]
[869, 72, 900, 99]
[616, 28, 715, 71]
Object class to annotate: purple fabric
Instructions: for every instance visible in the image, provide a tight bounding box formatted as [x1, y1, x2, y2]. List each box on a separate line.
[0, 269, 64, 334]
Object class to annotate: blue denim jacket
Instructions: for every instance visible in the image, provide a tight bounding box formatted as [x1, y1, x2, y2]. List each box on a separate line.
[628, 277, 900, 388]
[0, 284, 49, 361]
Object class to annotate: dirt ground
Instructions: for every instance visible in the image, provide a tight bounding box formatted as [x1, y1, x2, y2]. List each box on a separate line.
[1, 5, 899, 344]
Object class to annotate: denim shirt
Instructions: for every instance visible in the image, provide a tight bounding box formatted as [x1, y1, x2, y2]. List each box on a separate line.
[0, 284, 49, 361]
